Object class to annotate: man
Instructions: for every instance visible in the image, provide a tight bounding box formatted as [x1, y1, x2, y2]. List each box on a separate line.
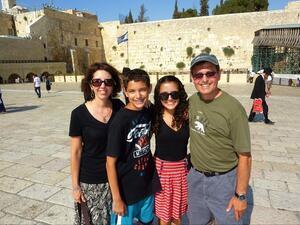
[188, 53, 252, 225]
[33, 75, 41, 98]
[248, 67, 274, 124]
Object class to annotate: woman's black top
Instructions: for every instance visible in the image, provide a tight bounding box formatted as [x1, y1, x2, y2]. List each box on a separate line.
[69, 98, 124, 184]
[155, 119, 189, 161]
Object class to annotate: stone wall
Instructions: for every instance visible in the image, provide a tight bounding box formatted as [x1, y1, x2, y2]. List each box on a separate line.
[0, 12, 15, 35]
[14, 10, 44, 37]
[0, 62, 66, 83]
[0, 36, 44, 61]
[101, 4, 300, 74]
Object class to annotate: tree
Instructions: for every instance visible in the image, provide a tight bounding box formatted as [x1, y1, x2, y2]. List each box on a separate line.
[200, 0, 209, 16]
[128, 10, 134, 23]
[173, 0, 181, 19]
[180, 8, 198, 18]
[138, 4, 147, 22]
[212, 0, 269, 15]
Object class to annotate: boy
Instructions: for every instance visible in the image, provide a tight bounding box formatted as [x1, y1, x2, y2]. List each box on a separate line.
[106, 69, 160, 225]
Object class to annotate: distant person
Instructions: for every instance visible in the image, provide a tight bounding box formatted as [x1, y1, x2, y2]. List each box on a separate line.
[188, 53, 252, 225]
[33, 75, 41, 98]
[0, 85, 6, 113]
[249, 71, 255, 83]
[266, 69, 274, 93]
[69, 62, 123, 225]
[248, 67, 274, 124]
[45, 76, 52, 93]
[153, 76, 189, 225]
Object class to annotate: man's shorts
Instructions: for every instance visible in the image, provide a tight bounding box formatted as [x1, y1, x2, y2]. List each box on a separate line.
[111, 195, 154, 225]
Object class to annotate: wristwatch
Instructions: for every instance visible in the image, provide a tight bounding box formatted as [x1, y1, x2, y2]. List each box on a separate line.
[235, 192, 247, 201]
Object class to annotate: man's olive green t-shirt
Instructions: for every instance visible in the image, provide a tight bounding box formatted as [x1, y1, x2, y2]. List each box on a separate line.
[189, 91, 251, 172]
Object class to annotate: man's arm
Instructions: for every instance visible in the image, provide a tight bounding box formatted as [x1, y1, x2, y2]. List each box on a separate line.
[226, 152, 252, 221]
[106, 156, 126, 216]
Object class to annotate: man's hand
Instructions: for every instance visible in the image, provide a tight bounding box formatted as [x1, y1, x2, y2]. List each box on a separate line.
[226, 196, 247, 221]
[113, 199, 126, 216]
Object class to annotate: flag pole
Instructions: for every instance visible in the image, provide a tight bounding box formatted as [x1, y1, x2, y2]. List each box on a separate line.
[126, 31, 129, 67]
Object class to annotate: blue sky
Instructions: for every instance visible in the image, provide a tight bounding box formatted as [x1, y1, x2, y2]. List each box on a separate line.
[1, 0, 296, 22]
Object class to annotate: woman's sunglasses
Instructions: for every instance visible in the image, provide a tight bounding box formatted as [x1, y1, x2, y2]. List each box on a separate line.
[91, 78, 114, 87]
[159, 91, 180, 101]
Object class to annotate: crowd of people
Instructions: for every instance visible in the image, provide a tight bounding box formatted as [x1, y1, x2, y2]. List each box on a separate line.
[69, 53, 252, 225]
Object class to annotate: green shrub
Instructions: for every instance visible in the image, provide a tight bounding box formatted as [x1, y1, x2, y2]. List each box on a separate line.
[223, 46, 235, 58]
[202, 47, 211, 54]
[186, 47, 193, 58]
[112, 46, 117, 51]
[176, 62, 185, 70]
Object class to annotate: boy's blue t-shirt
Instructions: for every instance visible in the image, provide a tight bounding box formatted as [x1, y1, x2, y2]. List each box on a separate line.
[107, 107, 160, 205]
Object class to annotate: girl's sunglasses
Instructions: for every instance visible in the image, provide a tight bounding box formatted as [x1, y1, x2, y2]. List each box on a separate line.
[91, 78, 114, 87]
[159, 91, 180, 101]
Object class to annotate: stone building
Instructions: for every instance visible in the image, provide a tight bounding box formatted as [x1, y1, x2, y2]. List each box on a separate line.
[0, 0, 105, 83]
[1, 0, 15, 12]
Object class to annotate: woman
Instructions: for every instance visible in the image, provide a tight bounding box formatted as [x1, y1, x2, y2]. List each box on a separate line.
[153, 76, 189, 225]
[69, 62, 123, 225]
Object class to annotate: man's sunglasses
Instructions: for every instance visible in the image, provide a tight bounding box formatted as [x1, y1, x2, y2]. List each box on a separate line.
[91, 78, 114, 87]
[192, 71, 217, 80]
[159, 91, 180, 101]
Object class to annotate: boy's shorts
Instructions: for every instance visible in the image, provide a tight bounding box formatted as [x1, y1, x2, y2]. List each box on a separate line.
[111, 195, 154, 225]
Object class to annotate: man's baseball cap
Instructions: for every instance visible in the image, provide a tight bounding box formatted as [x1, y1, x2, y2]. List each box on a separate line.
[190, 53, 219, 70]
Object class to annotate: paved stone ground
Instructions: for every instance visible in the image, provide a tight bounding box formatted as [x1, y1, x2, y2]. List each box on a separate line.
[0, 82, 300, 224]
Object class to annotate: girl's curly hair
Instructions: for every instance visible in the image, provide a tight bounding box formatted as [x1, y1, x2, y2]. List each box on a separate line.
[153, 75, 188, 134]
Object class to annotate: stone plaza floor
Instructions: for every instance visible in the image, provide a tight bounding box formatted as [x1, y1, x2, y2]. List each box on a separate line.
[0, 82, 300, 224]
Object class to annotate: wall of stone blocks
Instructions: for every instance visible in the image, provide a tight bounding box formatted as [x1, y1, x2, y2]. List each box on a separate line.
[0, 62, 66, 83]
[14, 10, 44, 37]
[0, 37, 44, 61]
[101, 6, 300, 74]
[0, 12, 15, 35]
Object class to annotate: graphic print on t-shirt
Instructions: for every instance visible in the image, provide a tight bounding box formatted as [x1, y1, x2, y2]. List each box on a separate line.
[191, 111, 207, 135]
[126, 121, 151, 172]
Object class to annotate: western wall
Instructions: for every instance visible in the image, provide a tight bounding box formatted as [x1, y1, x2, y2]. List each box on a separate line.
[101, 2, 300, 75]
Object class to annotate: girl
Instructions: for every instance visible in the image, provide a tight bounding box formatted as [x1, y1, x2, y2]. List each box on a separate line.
[153, 75, 189, 225]
[69, 62, 123, 225]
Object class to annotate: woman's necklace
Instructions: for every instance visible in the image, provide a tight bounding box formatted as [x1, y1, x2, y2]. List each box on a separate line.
[88, 101, 112, 123]
[98, 107, 112, 123]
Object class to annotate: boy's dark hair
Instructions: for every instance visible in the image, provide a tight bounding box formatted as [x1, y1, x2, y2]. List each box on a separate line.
[81, 62, 121, 101]
[122, 68, 150, 90]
